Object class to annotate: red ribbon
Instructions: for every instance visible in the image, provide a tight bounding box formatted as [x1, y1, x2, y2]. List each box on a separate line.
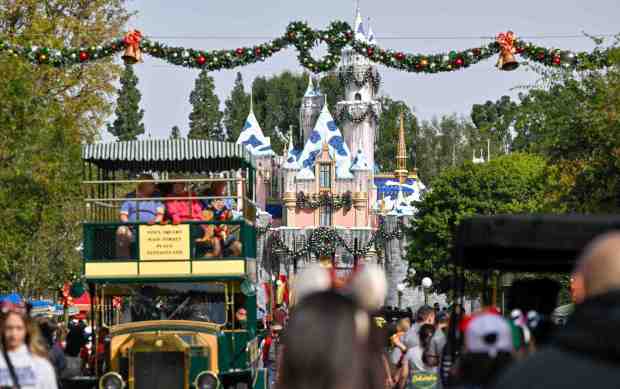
[496, 31, 516, 54]
[123, 29, 143, 49]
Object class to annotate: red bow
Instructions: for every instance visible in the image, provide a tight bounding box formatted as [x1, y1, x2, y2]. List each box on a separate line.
[496, 31, 516, 53]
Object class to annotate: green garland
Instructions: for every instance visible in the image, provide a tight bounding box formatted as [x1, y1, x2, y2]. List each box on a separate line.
[336, 103, 379, 124]
[295, 191, 353, 211]
[338, 65, 381, 92]
[0, 21, 614, 73]
[263, 217, 404, 258]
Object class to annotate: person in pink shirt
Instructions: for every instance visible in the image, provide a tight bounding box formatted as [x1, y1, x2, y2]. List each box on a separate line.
[165, 181, 210, 242]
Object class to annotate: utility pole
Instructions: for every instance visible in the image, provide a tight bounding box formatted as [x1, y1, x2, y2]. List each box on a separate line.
[487, 139, 491, 162]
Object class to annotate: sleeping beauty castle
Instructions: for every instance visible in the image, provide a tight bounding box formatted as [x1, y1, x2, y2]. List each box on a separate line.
[236, 6, 427, 308]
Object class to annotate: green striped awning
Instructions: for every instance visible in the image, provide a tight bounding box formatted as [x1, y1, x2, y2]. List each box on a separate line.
[82, 139, 256, 171]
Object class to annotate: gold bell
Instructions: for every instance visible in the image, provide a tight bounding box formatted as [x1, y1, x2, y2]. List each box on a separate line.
[122, 45, 140, 64]
[498, 50, 519, 71]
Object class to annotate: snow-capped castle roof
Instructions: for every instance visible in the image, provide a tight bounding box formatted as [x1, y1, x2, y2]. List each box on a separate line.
[236, 103, 274, 157]
[296, 104, 353, 180]
[351, 147, 371, 171]
[283, 137, 301, 170]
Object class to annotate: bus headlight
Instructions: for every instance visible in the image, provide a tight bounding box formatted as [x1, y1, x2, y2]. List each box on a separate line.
[99, 372, 125, 389]
[194, 371, 220, 389]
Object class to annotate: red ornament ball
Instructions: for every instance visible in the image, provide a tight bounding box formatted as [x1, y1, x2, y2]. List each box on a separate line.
[79, 51, 89, 61]
[538, 52, 546, 60]
[553, 56, 561, 65]
[516, 46, 525, 54]
[367, 47, 374, 56]
[395, 52, 405, 61]
[236, 48, 244, 56]
[197, 55, 207, 65]
[472, 48, 481, 56]
[255, 47, 262, 55]
[455, 58, 464, 67]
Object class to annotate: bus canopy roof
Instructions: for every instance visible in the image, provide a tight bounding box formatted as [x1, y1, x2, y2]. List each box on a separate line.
[82, 139, 256, 172]
[455, 214, 620, 273]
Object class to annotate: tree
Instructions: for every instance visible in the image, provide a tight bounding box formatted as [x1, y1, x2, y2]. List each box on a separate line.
[0, 0, 131, 294]
[319, 73, 345, 113]
[509, 47, 620, 212]
[223, 72, 250, 142]
[188, 69, 224, 140]
[374, 97, 418, 172]
[414, 114, 478, 185]
[107, 64, 145, 141]
[471, 95, 518, 154]
[169, 126, 181, 139]
[406, 153, 553, 295]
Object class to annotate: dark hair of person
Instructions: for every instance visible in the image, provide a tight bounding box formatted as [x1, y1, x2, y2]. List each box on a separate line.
[64, 322, 87, 357]
[416, 305, 435, 323]
[419, 324, 437, 366]
[279, 291, 385, 389]
[458, 352, 513, 386]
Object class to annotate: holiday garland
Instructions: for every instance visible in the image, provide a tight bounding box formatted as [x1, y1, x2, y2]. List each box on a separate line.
[0, 22, 615, 73]
[336, 102, 380, 124]
[338, 65, 381, 92]
[295, 191, 353, 211]
[261, 217, 404, 258]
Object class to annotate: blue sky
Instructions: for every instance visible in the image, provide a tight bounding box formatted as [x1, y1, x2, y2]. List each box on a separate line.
[107, 0, 619, 141]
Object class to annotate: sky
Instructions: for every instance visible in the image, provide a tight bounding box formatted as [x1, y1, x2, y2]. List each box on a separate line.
[105, 0, 620, 141]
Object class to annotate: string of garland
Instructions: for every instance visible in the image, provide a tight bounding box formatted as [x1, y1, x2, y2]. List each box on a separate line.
[263, 217, 404, 258]
[338, 65, 381, 92]
[336, 103, 380, 124]
[0, 21, 614, 73]
[295, 191, 353, 211]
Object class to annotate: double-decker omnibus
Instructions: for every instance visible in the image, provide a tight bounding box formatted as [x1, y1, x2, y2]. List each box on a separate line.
[78, 139, 266, 389]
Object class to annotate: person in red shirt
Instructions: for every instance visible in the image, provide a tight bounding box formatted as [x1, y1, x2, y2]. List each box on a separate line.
[165, 181, 211, 243]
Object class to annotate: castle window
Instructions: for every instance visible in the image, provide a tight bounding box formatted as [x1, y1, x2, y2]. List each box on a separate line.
[271, 174, 279, 198]
[354, 92, 362, 101]
[319, 205, 332, 226]
[319, 164, 331, 190]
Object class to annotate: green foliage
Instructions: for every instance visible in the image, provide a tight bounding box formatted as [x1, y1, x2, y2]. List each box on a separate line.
[107, 64, 145, 141]
[510, 46, 620, 212]
[0, 0, 131, 295]
[188, 69, 224, 140]
[406, 153, 553, 295]
[223, 72, 250, 142]
[471, 95, 518, 153]
[318, 73, 345, 113]
[414, 114, 478, 184]
[375, 97, 418, 172]
[169, 125, 181, 139]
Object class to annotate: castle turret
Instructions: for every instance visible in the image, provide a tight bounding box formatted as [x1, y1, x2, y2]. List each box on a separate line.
[336, 6, 381, 174]
[299, 76, 325, 147]
[394, 112, 409, 184]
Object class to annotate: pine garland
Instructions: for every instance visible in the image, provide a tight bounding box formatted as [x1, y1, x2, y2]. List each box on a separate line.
[338, 65, 381, 92]
[295, 191, 353, 211]
[261, 217, 404, 258]
[0, 21, 614, 73]
[336, 103, 380, 124]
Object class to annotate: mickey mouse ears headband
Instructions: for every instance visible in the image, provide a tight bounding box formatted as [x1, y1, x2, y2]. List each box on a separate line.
[293, 263, 388, 312]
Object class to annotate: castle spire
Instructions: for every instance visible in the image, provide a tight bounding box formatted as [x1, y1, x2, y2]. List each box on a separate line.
[394, 112, 408, 184]
[353, 0, 366, 42]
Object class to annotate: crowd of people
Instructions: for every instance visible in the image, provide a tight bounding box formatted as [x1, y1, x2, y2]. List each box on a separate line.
[115, 174, 242, 258]
[275, 231, 620, 389]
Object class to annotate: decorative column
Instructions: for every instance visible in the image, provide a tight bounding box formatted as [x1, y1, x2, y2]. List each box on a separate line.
[352, 192, 368, 227]
[282, 192, 297, 226]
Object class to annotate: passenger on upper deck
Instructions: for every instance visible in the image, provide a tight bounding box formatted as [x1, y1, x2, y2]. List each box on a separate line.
[116, 174, 164, 259]
[202, 181, 243, 257]
[165, 180, 211, 243]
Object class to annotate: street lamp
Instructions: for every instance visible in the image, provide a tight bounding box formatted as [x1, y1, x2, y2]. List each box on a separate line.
[422, 277, 433, 305]
[397, 283, 407, 309]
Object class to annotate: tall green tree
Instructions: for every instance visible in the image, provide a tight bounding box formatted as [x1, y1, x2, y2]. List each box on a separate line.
[169, 125, 181, 139]
[406, 153, 554, 295]
[107, 64, 145, 141]
[471, 95, 518, 154]
[374, 98, 418, 172]
[0, 0, 131, 295]
[223, 72, 250, 142]
[509, 48, 620, 212]
[188, 69, 224, 140]
[415, 114, 478, 185]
